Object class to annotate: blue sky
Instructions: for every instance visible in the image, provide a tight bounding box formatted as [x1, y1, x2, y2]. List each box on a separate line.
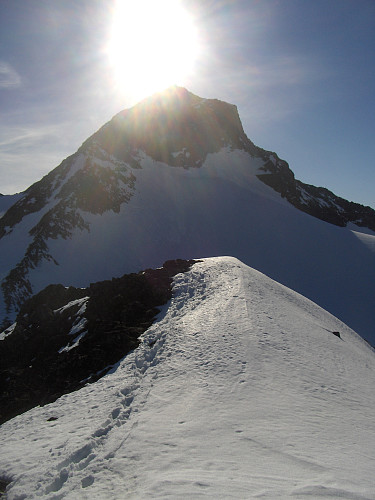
[0, 0, 374, 208]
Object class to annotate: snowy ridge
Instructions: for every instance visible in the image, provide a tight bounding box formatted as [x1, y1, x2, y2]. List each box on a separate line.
[1, 257, 374, 499]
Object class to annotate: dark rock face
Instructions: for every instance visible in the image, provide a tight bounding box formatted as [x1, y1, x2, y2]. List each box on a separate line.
[0, 259, 197, 424]
[0, 478, 10, 498]
[0, 145, 136, 314]
[91, 86, 258, 169]
[257, 157, 375, 231]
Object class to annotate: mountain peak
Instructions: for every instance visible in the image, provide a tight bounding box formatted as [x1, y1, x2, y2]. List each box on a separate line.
[0, 88, 374, 344]
[138, 84, 198, 104]
[91, 86, 252, 168]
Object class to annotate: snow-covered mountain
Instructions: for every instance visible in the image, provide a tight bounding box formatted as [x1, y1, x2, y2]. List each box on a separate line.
[1, 257, 374, 499]
[0, 86, 375, 346]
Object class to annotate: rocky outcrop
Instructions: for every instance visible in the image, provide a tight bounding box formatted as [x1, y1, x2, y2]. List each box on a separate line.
[257, 155, 375, 231]
[0, 259, 197, 424]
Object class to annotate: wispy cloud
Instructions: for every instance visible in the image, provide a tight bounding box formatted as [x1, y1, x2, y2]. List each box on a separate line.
[0, 125, 58, 150]
[0, 61, 21, 89]
[0, 96, 118, 194]
[242, 55, 327, 88]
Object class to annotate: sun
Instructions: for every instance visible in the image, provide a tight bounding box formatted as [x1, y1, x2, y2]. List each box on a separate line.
[106, 0, 199, 100]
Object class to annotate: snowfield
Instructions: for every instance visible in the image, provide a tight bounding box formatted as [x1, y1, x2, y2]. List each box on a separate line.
[1, 257, 374, 499]
[2, 146, 375, 345]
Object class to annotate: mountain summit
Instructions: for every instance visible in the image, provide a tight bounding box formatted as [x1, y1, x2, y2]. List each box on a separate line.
[0, 87, 374, 343]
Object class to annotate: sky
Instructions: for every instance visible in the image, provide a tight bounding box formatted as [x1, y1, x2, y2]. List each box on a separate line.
[0, 0, 374, 208]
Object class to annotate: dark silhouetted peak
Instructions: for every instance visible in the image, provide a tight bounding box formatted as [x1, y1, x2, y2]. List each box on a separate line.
[91, 86, 257, 168]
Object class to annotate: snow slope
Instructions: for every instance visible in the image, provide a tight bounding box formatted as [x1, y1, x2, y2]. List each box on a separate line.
[1, 257, 374, 499]
[1, 147, 374, 344]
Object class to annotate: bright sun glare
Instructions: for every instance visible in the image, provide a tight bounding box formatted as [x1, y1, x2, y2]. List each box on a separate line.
[106, 0, 199, 100]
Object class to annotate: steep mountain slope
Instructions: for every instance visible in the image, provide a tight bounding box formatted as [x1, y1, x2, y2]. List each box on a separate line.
[0, 259, 197, 424]
[0, 86, 374, 344]
[1, 257, 374, 499]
